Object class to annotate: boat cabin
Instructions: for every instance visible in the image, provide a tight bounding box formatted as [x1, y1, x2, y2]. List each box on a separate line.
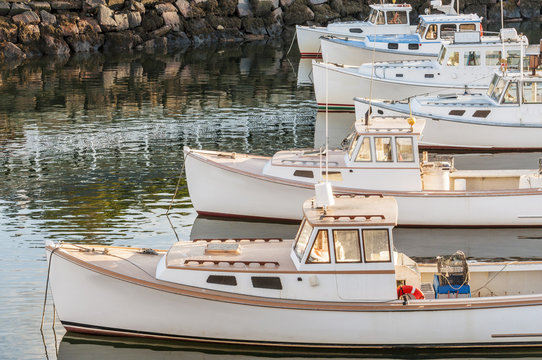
[487, 71, 542, 105]
[415, 14, 480, 42]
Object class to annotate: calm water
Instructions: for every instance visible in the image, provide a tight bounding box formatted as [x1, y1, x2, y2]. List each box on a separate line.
[3, 29, 542, 359]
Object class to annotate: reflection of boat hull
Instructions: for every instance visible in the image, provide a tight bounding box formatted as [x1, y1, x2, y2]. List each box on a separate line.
[184, 149, 542, 226]
[48, 245, 542, 347]
[320, 37, 436, 66]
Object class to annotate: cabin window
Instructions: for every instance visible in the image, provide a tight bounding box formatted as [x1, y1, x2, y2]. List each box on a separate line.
[473, 110, 491, 118]
[349, 28, 363, 33]
[387, 11, 406, 25]
[447, 51, 460, 66]
[395, 137, 414, 162]
[408, 43, 419, 50]
[489, 77, 506, 102]
[207, 275, 237, 286]
[368, 8, 377, 24]
[322, 171, 343, 181]
[425, 24, 437, 40]
[440, 24, 456, 39]
[437, 47, 447, 65]
[375, 137, 393, 162]
[416, 23, 427, 37]
[459, 23, 476, 31]
[424, 73, 434, 78]
[307, 230, 330, 263]
[464, 51, 481, 66]
[485, 50, 501, 66]
[348, 135, 359, 159]
[388, 43, 399, 50]
[355, 137, 372, 162]
[507, 50, 521, 69]
[293, 170, 313, 178]
[362, 229, 391, 263]
[502, 82, 519, 104]
[523, 82, 542, 103]
[333, 229, 361, 263]
[293, 220, 313, 261]
[375, 11, 385, 25]
[252, 277, 282, 290]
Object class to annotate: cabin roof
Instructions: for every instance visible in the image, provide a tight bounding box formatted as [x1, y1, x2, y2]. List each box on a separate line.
[418, 13, 480, 23]
[369, 3, 411, 11]
[354, 117, 424, 136]
[302, 195, 398, 227]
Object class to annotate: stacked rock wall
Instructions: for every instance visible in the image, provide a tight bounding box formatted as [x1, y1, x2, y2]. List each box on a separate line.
[0, 0, 540, 60]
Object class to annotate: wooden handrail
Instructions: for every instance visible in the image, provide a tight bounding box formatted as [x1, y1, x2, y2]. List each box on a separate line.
[184, 259, 280, 267]
[320, 214, 386, 221]
[193, 238, 283, 243]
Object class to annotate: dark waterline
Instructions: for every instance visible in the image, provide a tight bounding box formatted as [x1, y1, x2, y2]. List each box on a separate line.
[2, 27, 542, 359]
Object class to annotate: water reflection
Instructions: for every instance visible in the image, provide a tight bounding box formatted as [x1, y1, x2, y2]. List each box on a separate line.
[57, 333, 542, 360]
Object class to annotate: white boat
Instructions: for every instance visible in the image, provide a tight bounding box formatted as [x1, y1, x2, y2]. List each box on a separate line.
[319, 13, 481, 66]
[296, 2, 414, 58]
[313, 29, 527, 115]
[184, 118, 542, 226]
[354, 70, 542, 150]
[46, 194, 542, 347]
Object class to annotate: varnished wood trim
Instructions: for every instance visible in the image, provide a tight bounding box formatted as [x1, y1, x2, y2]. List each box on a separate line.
[492, 333, 542, 338]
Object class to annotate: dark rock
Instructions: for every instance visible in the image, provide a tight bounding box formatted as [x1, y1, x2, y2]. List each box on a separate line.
[104, 30, 141, 50]
[149, 24, 171, 37]
[186, 17, 215, 43]
[143, 35, 167, 49]
[51, 1, 83, 11]
[166, 30, 190, 47]
[58, 15, 80, 36]
[217, 0, 237, 16]
[18, 24, 40, 43]
[251, 0, 273, 16]
[128, 0, 145, 13]
[12, 11, 41, 25]
[175, 0, 192, 17]
[309, 0, 326, 4]
[19, 43, 43, 57]
[140, 9, 163, 31]
[84, 0, 107, 11]
[40, 10, 57, 25]
[520, 0, 540, 19]
[0, 17, 18, 42]
[127, 11, 141, 28]
[207, 14, 241, 30]
[283, 0, 314, 25]
[237, 0, 252, 17]
[193, 0, 218, 14]
[329, 0, 362, 17]
[502, 0, 520, 19]
[141, 0, 160, 7]
[280, 0, 293, 7]
[463, 4, 487, 19]
[242, 16, 266, 35]
[0, 2, 9, 16]
[78, 17, 102, 33]
[66, 31, 104, 51]
[265, 8, 283, 36]
[0, 42, 26, 60]
[312, 3, 338, 24]
[155, 3, 177, 14]
[29, 2, 52, 11]
[40, 34, 71, 54]
[9, 3, 31, 16]
[97, 5, 117, 30]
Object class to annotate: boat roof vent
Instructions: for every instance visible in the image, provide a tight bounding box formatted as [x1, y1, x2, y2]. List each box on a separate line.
[453, 31, 480, 44]
[500, 28, 518, 42]
[205, 242, 240, 255]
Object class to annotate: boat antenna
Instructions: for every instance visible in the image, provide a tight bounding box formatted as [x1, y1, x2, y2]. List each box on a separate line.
[500, 0, 504, 30]
[367, 8, 379, 127]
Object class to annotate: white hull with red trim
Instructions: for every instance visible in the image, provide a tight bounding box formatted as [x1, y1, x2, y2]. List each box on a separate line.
[184, 147, 542, 226]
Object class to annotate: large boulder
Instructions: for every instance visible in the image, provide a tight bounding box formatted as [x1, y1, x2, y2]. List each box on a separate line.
[217, 0, 237, 16]
[78, 17, 102, 33]
[29, 2, 52, 11]
[186, 18, 215, 43]
[40, 33, 71, 55]
[0, 17, 18, 42]
[251, 0, 273, 16]
[9, 3, 31, 16]
[265, 7, 283, 36]
[242, 16, 266, 35]
[166, 30, 190, 47]
[0, 42, 26, 61]
[155, 3, 177, 14]
[237, 0, 252, 17]
[66, 32, 104, 51]
[140, 9, 163, 31]
[50, 1, 83, 11]
[18, 24, 41, 43]
[84, 0, 107, 11]
[97, 5, 118, 31]
[104, 30, 141, 51]
[283, 0, 314, 26]
[127, 11, 141, 28]
[12, 11, 41, 25]
[40, 10, 57, 25]
[463, 4, 486, 19]
[107, 0, 125, 10]
[520, 0, 540, 18]
[175, 0, 193, 17]
[58, 15, 81, 36]
[114, 13, 129, 30]
[162, 11, 181, 31]
[0, 3, 10, 16]
[312, 3, 338, 24]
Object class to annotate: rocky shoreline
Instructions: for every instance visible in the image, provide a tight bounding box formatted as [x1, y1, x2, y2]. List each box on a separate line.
[0, 0, 540, 61]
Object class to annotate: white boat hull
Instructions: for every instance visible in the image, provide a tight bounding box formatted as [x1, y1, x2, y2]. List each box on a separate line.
[185, 151, 542, 226]
[321, 37, 436, 66]
[48, 247, 542, 347]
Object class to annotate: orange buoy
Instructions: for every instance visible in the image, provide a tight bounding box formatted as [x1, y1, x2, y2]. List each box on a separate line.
[397, 285, 425, 300]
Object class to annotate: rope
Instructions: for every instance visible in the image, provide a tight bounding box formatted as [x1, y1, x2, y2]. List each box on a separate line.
[41, 246, 58, 330]
[471, 262, 515, 295]
[166, 161, 186, 215]
[286, 30, 297, 57]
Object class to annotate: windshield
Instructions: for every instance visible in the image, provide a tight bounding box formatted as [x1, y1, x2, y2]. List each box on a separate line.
[489, 77, 507, 102]
[416, 22, 426, 37]
[293, 220, 313, 261]
[368, 8, 377, 24]
[437, 46, 447, 65]
[348, 134, 359, 158]
[487, 74, 499, 96]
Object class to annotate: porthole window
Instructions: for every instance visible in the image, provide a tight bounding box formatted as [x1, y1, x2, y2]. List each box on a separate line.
[207, 275, 237, 286]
